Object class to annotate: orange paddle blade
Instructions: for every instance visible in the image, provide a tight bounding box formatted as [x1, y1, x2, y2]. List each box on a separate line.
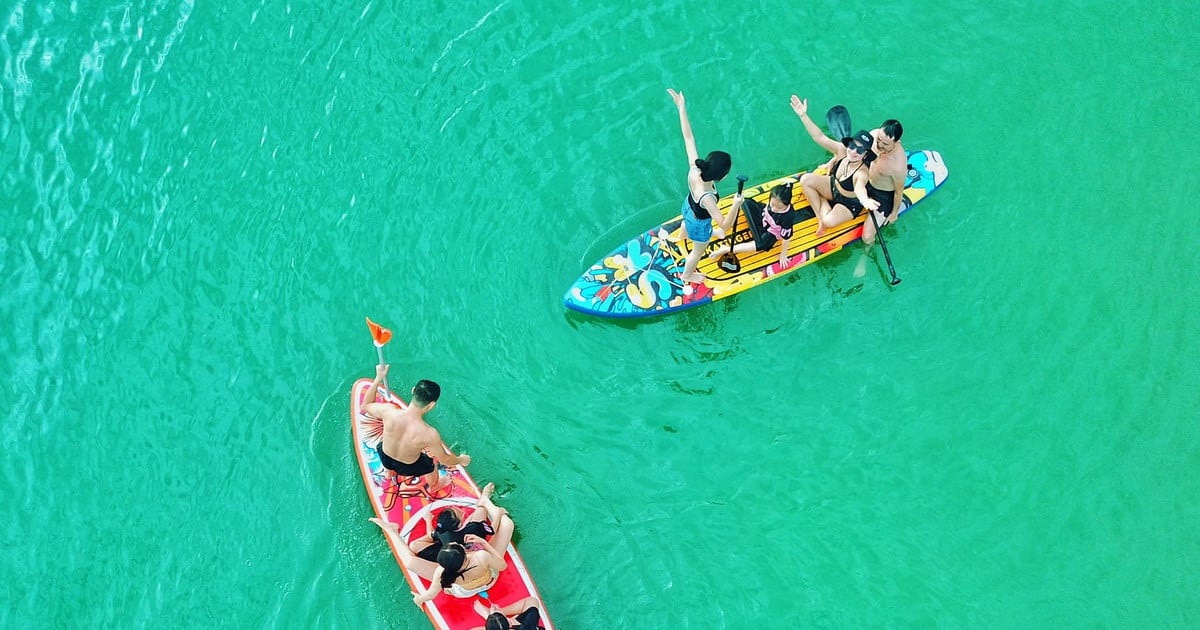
[365, 317, 392, 346]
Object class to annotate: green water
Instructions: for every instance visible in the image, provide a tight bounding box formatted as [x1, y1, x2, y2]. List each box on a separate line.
[3, 1, 1198, 628]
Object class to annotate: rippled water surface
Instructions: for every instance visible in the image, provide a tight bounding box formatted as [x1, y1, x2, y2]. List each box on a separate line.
[3, 1, 1198, 627]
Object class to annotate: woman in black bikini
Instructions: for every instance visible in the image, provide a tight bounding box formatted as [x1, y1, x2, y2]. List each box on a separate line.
[790, 96, 880, 236]
[369, 482, 516, 604]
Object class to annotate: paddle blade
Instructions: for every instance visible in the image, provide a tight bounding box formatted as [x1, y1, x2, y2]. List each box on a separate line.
[718, 252, 741, 273]
[365, 317, 393, 347]
[826, 105, 851, 141]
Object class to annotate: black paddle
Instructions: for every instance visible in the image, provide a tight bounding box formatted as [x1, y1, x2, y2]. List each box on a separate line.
[868, 208, 901, 285]
[717, 175, 749, 273]
[825, 105, 851, 143]
[830, 105, 901, 285]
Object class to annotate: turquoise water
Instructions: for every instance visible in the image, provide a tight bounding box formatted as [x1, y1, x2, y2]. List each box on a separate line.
[3, 1, 1198, 628]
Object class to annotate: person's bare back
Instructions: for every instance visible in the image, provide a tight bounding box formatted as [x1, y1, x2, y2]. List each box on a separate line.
[361, 364, 470, 490]
[379, 405, 439, 465]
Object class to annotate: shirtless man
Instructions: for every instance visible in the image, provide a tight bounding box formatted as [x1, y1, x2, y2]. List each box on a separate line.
[863, 119, 906, 246]
[361, 364, 470, 493]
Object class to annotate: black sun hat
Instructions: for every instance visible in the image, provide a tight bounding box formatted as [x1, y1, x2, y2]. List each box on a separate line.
[842, 130, 874, 154]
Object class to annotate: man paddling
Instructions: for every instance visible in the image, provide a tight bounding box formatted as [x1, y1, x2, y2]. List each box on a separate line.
[360, 364, 470, 493]
[863, 119, 907, 246]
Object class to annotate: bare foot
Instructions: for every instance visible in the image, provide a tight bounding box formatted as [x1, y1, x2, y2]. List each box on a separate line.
[473, 599, 499, 619]
[479, 482, 495, 503]
[814, 221, 827, 237]
[707, 245, 729, 261]
[680, 271, 706, 284]
[853, 253, 868, 278]
[425, 472, 453, 497]
[368, 517, 397, 533]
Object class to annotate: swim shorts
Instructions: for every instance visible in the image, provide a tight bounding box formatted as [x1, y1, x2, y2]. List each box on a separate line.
[376, 443, 436, 476]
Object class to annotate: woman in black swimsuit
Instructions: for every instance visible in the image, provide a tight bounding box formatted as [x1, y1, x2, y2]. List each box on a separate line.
[790, 96, 881, 236]
[409, 502, 496, 562]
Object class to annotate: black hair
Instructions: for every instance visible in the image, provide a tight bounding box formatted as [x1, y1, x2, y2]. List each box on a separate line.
[434, 509, 461, 534]
[694, 151, 731, 182]
[412, 379, 441, 405]
[770, 183, 793, 206]
[436, 543, 467, 588]
[881, 119, 903, 141]
[485, 613, 511, 630]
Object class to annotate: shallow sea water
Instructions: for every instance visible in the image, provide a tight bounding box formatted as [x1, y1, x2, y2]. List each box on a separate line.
[2, 1, 1197, 628]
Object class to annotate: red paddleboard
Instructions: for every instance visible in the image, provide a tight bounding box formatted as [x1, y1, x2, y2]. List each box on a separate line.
[350, 378, 554, 629]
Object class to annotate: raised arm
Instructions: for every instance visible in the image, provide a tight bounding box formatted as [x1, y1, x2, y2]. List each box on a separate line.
[361, 364, 393, 418]
[466, 535, 509, 572]
[412, 568, 444, 605]
[668, 89, 700, 165]
[790, 96, 843, 155]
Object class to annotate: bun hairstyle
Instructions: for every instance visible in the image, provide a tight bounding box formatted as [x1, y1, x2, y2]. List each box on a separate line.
[434, 509, 461, 534]
[770, 183, 793, 206]
[695, 150, 731, 182]
[437, 543, 467, 588]
[485, 613, 511, 630]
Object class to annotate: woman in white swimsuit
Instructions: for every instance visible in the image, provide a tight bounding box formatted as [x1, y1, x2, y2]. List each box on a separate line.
[370, 482, 515, 605]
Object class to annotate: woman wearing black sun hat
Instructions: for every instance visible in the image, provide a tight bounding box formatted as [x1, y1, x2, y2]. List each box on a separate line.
[790, 95, 883, 236]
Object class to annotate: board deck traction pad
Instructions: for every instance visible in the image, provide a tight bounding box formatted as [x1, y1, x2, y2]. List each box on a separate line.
[350, 378, 554, 630]
[563, 150, 949, 318]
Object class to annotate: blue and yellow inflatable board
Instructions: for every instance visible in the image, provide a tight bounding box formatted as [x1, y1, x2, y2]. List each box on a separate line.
[563, 150, 948, 318]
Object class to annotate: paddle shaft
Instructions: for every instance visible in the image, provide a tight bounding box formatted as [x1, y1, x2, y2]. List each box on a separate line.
[374, 344, 389, 388]
[868, 210, 901, 285]
[727, 175, 748, 248]
[715, 176, 749, 273]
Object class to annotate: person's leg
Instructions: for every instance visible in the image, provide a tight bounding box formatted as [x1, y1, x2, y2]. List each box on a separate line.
[462, 505, 488, 524]
[487, 510, 516, 553]
[817, 204, 853, 235]
[709, 240, 761, 260]
[680, 237, 709, 283]
[476, 483, 509, 525]
[422, 456, 452, 494]
[706, 243, 730, 259]
[408, 534, 434, 554]
[799, 173, 832, 235]
[495, 596, 541, 617]
[862, 209, 880, 246]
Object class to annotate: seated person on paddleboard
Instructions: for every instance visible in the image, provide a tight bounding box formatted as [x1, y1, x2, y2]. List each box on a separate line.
[471, 596, 547, 630]
[790, 96, 880, 237]
[665, 88, 734, 285]
[863, 119, 907, 246]
[408, 482, 503, 562]
[360, 364, 470, 494]
[708, 183, 798, 269]
[370, 482, 516, 604]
